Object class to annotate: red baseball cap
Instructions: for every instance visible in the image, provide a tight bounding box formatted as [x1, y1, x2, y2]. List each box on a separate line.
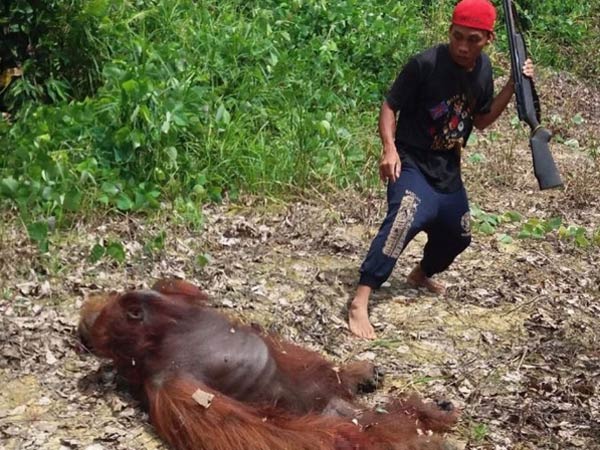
[452, 0, 497, 32]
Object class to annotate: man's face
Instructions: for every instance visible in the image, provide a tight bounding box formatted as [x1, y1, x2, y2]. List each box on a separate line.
[448, 24, 492, 70]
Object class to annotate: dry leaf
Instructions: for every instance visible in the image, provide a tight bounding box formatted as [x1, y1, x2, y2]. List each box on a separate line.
[192, 388, 215, 408]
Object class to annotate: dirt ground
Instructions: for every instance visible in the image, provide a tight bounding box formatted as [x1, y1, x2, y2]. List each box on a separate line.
[0, 71, 599, 450]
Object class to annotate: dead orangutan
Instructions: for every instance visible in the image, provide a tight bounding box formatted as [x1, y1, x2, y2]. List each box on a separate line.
[79, 279, 458, 450]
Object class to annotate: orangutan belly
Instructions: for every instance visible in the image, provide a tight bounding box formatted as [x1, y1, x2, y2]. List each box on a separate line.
[161, 310, 281, 403]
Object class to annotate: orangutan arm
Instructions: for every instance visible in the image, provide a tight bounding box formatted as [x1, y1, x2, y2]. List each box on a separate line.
[152, 278, 209, 303]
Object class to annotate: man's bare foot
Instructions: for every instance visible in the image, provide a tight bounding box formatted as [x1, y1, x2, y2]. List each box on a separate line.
[348, 304, 376, 339]
[348, 285, 377, 339]
[407, 265, 446, 295]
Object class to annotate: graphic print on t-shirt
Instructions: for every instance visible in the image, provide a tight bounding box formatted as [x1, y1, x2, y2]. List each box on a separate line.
[428, 93, 472, 151]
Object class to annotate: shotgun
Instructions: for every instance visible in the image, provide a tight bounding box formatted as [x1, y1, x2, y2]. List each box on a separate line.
[502, 0, 563, 190]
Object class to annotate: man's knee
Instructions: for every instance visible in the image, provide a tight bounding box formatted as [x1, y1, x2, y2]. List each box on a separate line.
[440, 232, 471, 260]
[458, 233, 472, 251]
[382, 190, 422, 259]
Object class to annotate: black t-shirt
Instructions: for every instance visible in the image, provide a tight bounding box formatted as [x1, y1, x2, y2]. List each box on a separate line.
[386, 44, 494, 192]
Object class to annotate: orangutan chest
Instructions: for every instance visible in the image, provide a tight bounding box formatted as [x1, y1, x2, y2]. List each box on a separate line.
[163, 316, 280, 402]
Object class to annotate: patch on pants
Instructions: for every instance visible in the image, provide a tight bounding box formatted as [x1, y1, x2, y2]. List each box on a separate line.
[461, 211, 471, 237]
[383, 190, 420, 259]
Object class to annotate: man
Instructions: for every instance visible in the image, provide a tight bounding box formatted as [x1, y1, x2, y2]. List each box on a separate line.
[349, 0, 534, 339]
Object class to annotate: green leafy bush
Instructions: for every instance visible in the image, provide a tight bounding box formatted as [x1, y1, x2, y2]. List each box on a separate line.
[471, 205, 598, 248]
[504, 0, 600, 79]
[0, 0, 108, 108]
[1, 0, 425, 222]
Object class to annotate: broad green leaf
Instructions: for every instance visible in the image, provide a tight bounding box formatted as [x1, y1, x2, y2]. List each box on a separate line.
[575, 234, 590, 248]
[172, 112, 188, 127]
[196, 253, 212, 268]
[593, 229, 600, 245]
[121, 79, 139, 94]
[215, 104, 231, 125]
[1, 177, 18, 194]
[101, 182, 119, 196]
[165, 146, 178, 164]
[84, 0, 109, 17]
[130, 130, 144, 149]
[37, 240, 49, 253]
[27, 221, 48, 243]
[90, 244, 105, 263]
[63, 189, 82, 211]
[467, 152, 485, 164]
[97, 194, 110, 205]
[116, 193, 134, 210]
[114, 126, 131, 146]
[106, 241, 126, 263]
[336, 127, 352, 139]
[318, 120, 331, 134]
[503, 211, 522, 222]
[470, 204, 483, 218]
[544, 217, 563, 231]
[564, 138, 579, 148]
[571, 113, 585, 125]
[161, 111, 172, 134]
[479, 222, 495, 234]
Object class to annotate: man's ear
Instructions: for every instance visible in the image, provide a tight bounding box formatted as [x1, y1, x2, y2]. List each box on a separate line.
[487, 31, 496, 44]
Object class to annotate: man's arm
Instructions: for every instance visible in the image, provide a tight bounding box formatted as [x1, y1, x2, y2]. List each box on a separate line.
[379, 57, 421, 183]
[474, 59, 534, 130]
[473, 79, 515, 130]
[378, 101, 401, 183]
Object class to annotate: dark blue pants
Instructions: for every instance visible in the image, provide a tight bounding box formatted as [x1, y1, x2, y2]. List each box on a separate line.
[359, 165, 471, 289]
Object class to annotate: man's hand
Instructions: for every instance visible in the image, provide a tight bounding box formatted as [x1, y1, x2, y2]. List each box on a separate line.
[379, 146, 401, 183]
[522, 58, 534, 78]
[512, 58, 534, 83]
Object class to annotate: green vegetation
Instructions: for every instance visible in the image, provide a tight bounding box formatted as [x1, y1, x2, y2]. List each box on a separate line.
[0, 0, 425, 224]
[469, 422, 490, 443]
[514, 0, 600, 80]
[471, 205, 600, 248]
[0, 0, 597, 235]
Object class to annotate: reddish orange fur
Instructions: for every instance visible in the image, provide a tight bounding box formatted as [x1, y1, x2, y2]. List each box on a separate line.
[80, 279, 458, 450]
[152, 278, 209, 302]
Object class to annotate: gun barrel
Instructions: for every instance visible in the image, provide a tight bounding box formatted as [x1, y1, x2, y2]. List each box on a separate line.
[503, 0, 521, 82]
